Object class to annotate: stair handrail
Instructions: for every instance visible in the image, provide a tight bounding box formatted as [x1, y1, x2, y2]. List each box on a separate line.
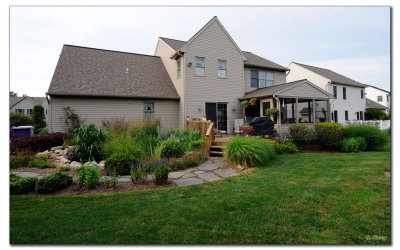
[205, 122, 214, 155]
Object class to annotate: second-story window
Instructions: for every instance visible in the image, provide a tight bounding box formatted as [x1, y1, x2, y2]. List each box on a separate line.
[218, 60, 227, 78]
[343, 87, 347, 100]
[259, 71, 266, 88]
[195, 57, 205, 76]
[267, 72, 274, 87]
[361, 89, 364, 99]
[377, 96, 383, 102]
[177, 59, 181, 79]
[251, 70, 258, 88]
[333, 86, 337, 99]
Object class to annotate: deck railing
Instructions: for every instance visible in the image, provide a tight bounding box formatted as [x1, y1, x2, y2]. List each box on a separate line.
[186, 120, 212, 137]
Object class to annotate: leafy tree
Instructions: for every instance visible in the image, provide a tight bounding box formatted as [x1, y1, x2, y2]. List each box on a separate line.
[33, 104, 46, 132]
[9, 91, 17, 97]
[365, 108, 390, 120]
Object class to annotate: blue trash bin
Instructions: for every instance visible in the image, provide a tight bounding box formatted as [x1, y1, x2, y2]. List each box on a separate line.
[12, 126, 35, 139]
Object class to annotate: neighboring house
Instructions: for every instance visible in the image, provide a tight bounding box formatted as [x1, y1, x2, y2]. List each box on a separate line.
[366, 98, 388, 112]
[10, 96, 48, 120]
[287, 62, 367, 124]
[47, 16, 333, 134]
[365, 85, 390, 113]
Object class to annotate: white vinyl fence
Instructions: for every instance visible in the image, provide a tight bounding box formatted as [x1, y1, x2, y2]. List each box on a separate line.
[345, 120, 390, 130]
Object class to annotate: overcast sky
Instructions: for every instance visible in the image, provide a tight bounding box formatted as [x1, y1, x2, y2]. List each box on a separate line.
[10, 6, 390, 97]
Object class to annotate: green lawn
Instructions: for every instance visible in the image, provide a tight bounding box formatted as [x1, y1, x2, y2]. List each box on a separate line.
[10, 152, 390, 244]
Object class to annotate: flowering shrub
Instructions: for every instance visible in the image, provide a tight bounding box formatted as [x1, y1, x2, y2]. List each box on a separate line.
[151, 159, 171, 185]
[10, 132, 67, 154]
[104, 166, 120, 190]
[240, 123, 254, 136]
[249, 98, 257, 106]
[314, 122, 343, 150]
[130, 160, 150, 183]
[169, 149, 208, 171]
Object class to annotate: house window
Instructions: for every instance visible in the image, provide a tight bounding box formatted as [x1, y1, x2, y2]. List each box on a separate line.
[218, 60, 227, 78]
[333, 110, 338, 123]
[361, 89, 364, 99]
[262, 102, 271, 116]
[15, 109, 24, 114]
[343, 87, 347, 100]
[356, 112, 360, 120]
[267, 72, 274, 87]
[377, 96, 383, 102]
[333, 86, 337, 99]
[259, 71, 267, 88]
[251, 70, 258, 88]
[360, 111, 363, 120]
[387, 95, 390, 102]
[345, 110, 348, 121]
[195, 57, 205, 76]
[143, 103, 154, 119]
[27, 109, 33, 116]
[177, 59, 181, 79]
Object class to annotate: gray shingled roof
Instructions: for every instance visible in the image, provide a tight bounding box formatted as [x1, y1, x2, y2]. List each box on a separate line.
[366, 98, 388, 110]
[159, 37, 288, 72]
[10, 96, 46, 107]
[242, 51, 289, 71]
[293, 62, 367, 88]
[48, 45, 180, 99]
[242, 79, 306, 99]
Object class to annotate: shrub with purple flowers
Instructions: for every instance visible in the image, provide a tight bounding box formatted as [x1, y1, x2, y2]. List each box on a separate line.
[151, 159, 171, 185]
[130, 160, 150, 184]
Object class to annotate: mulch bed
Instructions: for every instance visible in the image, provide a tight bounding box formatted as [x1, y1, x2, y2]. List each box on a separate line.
[299, 144, 341, 154]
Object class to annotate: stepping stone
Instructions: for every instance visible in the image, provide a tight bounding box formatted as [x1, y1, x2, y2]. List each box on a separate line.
[194, 171, 205, 175]
[214, 168, 238, 178]
[173, 178, 203, 186]
[198, 163, 220, 171]
[14, 172, 39, 178]
[197, 173, 220, 182]
[169, 171, 185, 179]
[182, 173, 195, 178]
[118, 176, 131, 183]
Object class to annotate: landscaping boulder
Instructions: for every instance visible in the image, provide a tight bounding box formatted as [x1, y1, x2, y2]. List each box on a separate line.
[57, 156, 70, 164]
[98, 160, 105, 170]
[83, 161, 98, 168]
[70, 161, 82, 169]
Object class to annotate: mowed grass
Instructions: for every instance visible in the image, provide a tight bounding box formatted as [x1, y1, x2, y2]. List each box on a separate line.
[10, 152, 390, 244]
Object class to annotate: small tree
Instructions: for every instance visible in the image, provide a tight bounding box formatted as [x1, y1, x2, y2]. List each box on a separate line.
[9, 91, 17, 97]
[63, 107, 81, 135]
[33, 104, 46, 132]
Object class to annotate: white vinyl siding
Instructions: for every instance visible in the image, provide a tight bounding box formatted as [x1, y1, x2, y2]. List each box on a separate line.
[195, 57, 205, 76]
[177, 59, 181, 79]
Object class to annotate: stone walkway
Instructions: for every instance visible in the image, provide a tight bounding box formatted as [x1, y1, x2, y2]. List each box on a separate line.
[13, 157, 240, 187]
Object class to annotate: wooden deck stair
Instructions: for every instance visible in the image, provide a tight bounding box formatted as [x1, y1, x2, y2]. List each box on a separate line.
[210, 140, 226, 157]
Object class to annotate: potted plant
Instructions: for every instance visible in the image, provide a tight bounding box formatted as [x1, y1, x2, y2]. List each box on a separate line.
[240, 101, 249, 109]
[249, 98, 257, 106]
[202, 114, 207, 121]
[186, 115, 190, 121]
[265, 108, 279, 122]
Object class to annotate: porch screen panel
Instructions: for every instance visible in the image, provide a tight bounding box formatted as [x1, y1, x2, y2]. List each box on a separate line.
[280, 98, 296, 124]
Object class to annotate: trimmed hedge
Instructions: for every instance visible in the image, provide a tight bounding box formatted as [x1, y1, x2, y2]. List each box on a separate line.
[10, 174, 38, 195]
[10, 112, 34, 127]
[105, 153, 137, 175]
[342, 125, 389, 151]
[314, 122, 343, 149]
[10, 132, 67, 154]
[35, 172, 73, 194]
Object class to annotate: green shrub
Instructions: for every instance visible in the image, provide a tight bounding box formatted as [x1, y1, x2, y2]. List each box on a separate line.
[339, 137, 367, 153]
[102, 136, 143, 159]
[10, 112, 33, 127]
[28, 155, 56, 169]
[224, 137, 276, 168]
[32, 104, 46, 132]
[169, 149, 208, 171]
[75, 163, 101, 189]
[35, 172, 72, 194]
[69, 124, 108, 162]
[275, 140, 298, 154]
[342, 125, 389, 151]
[105, 152, 137, 175]
[10, 154, 32, 169]
[365, 108, 390, 120]
[36, 127, 48, 135]
[288, 124, 315, 147]
[59, 166, 71, 172]
[156, 138, 185, 158]
[190, 138, 205, 150]
[63, 137, 77, 147]
[10, 174, 38, 195]
[314, 122, 343, 149]
[151, 159, 171, 185]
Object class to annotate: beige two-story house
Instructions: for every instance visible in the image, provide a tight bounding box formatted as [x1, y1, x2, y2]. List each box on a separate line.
[47, 16, 333, 135]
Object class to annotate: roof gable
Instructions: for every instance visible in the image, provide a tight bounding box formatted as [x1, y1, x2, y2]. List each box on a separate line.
[48, 45, 179, 99]
[10, 96, 46, 108]
[366, 98, 388, 110]
[243, 51, 289, 71]
[293, 62, 367, 88]
[180, 16, 246, 61]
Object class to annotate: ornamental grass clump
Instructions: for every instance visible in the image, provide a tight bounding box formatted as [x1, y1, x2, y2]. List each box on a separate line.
[342, 125, 389, 151]
[224, 136, 276, 168]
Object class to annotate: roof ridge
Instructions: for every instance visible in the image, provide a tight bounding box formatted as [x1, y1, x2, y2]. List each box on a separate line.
[64, 44, 161, 58]
[293, 62, 332, 71]
[159, 37, 187, 43]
